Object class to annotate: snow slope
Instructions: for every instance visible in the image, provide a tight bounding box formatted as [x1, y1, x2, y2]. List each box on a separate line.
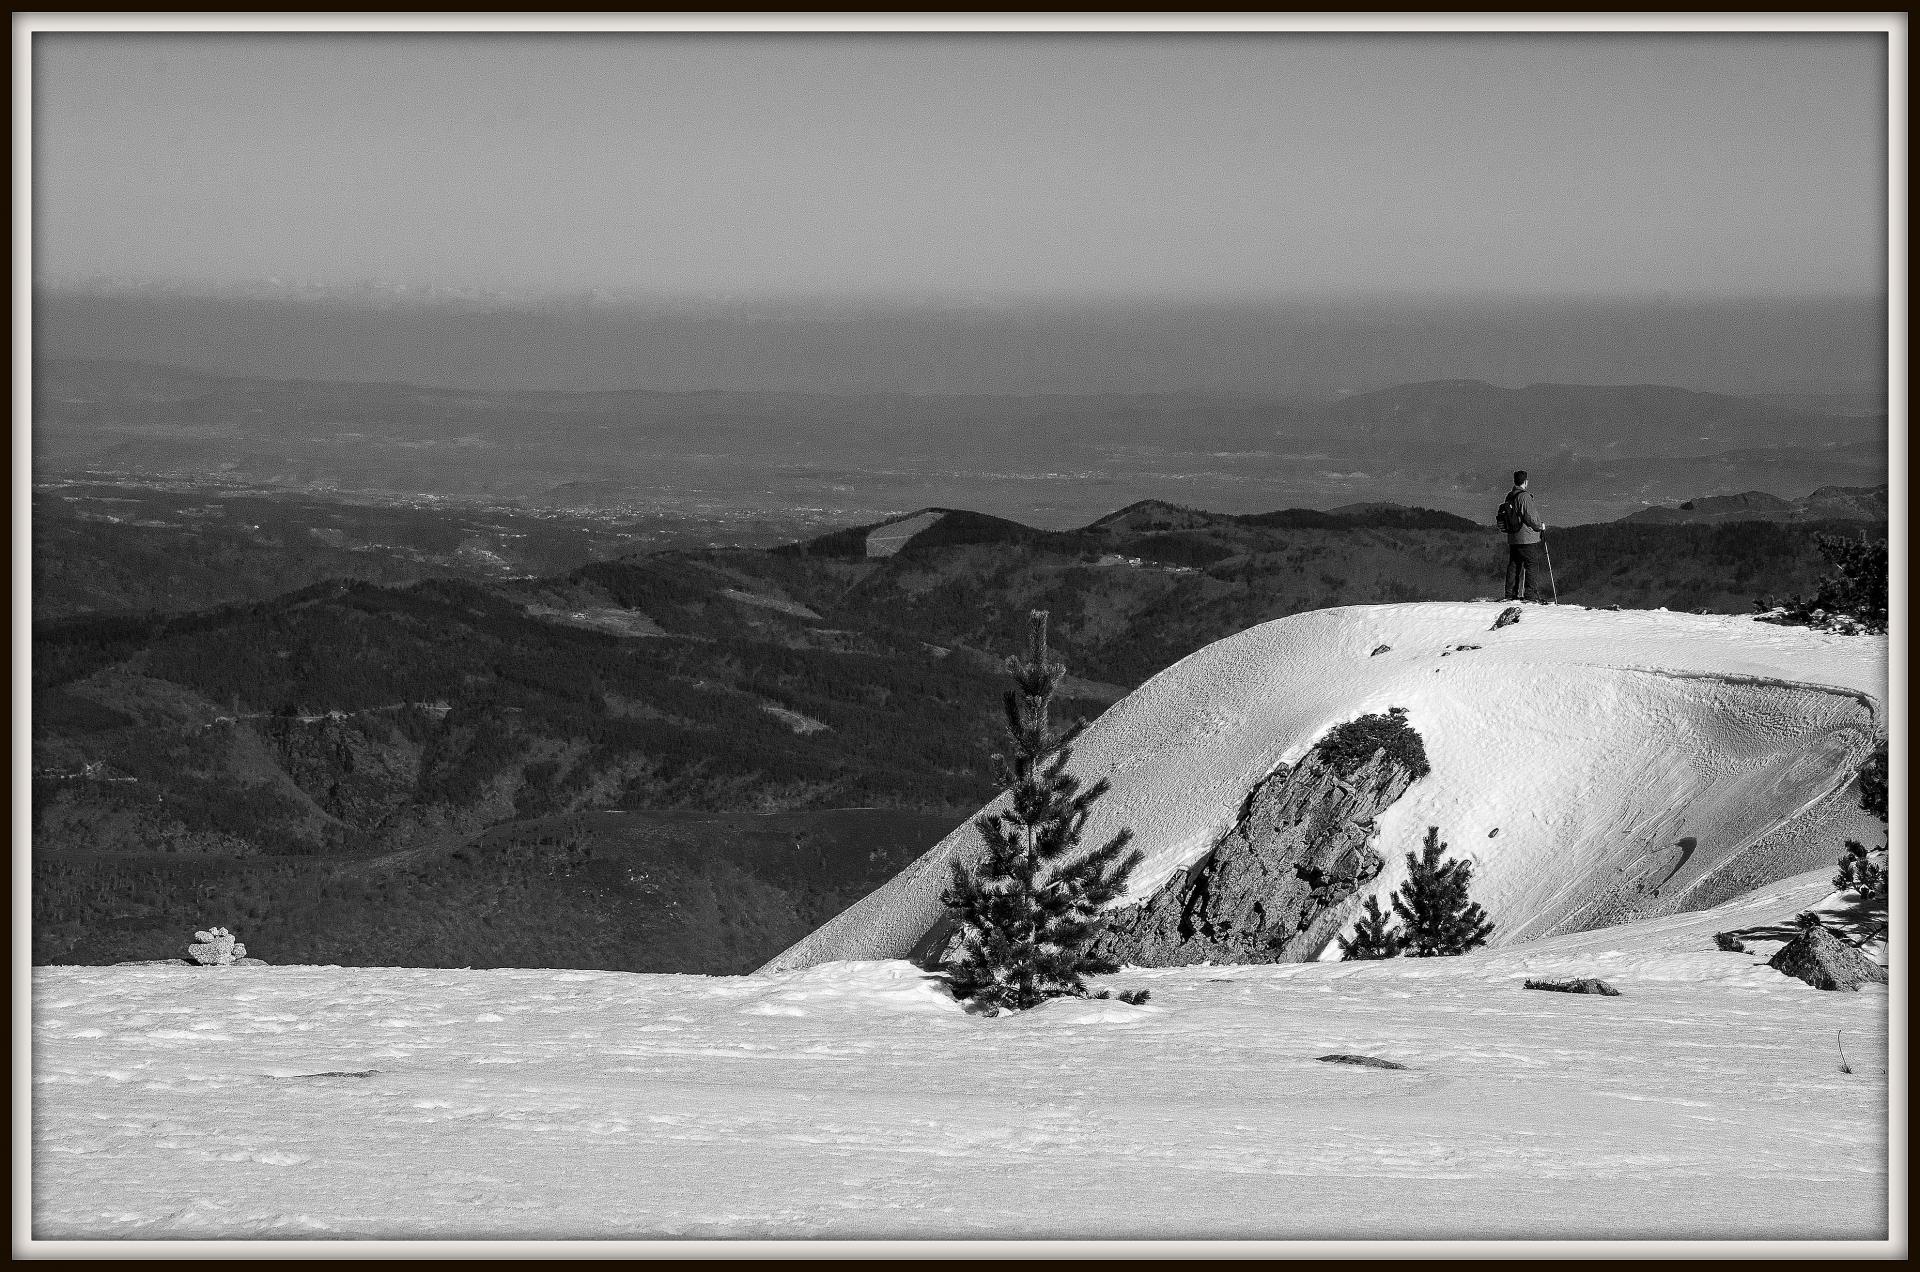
[28, 868, 1890, 1243]
[762, 603, 1885, 972]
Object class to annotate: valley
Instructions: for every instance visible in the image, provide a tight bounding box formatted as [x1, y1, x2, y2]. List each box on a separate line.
[31, 481, 1887, 973]
[32, 357, 1888, 532]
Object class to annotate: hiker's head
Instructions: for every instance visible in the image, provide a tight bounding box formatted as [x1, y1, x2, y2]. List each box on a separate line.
[1513, 470, 1529, 488]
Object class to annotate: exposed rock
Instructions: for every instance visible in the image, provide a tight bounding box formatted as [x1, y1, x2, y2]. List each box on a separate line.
[1316, 1053, 1409, 1070]
[1370, 644, 1391, 656]
[1769, 925, 1888, 991]
[1087, 733, 1424, 968]
[1524, 977, 1620, 996]
[187, 927, 246, 966]
[1492, 606, 1523, 629]
[114, 959, 194, 967]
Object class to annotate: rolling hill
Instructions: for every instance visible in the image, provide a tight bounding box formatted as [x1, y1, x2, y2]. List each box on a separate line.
[1623, 483, 1888, 525]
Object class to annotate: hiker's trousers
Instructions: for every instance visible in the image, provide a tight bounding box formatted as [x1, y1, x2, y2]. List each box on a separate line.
[1506, 542, 1547, 601]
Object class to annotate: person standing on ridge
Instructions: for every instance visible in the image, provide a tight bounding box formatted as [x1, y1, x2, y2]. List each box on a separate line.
[1498, 470, 1548, 601]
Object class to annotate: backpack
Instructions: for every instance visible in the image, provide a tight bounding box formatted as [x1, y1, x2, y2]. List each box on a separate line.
[1495, 491, 1521, 533]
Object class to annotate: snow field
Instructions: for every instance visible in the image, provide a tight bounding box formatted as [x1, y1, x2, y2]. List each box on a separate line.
[31, 869, 1887, 1242]
[764, 603, 1885, 971]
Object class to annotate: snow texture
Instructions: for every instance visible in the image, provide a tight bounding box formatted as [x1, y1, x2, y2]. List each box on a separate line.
[761, 603, 1885, 972]
[29, 868, 1887, 1241]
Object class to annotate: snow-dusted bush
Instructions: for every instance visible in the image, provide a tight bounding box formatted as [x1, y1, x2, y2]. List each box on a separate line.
[1318, 707, 1430, 779]
[1834, 842, 1887, 905]
[1758, 532, 1887, 635]
[1833, 740, 1888, 904]
[941, 611, 1142, 1013]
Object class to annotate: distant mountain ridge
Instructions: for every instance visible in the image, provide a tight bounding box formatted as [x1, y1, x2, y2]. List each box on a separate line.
[785, 499, 1484, 560]
[1311, 379, 1882, 459]
[781, 482, 1886, 562]
[36, 288, 1888, 399]
[1622, 484, 1888, 525]
[33, 355, 1887, 540]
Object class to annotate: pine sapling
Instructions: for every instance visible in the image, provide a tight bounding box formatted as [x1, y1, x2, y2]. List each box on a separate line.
[941, 611, 1142, 1013]
[1338, 894, 1403, 960]
[1390, 827, 1495, 957]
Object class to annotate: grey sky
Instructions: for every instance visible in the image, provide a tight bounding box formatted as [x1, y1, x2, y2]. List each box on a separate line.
[32, 32, 1889, 299]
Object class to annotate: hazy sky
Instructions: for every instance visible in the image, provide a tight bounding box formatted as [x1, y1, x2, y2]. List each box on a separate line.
[32, 31, 1890, 300]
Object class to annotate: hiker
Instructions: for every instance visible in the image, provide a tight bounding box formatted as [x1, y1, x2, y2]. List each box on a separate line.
[1498, 470, 1548, 601]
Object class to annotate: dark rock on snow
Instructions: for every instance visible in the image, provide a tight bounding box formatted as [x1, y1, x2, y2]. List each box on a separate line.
[1769, 925, 1887, 991]
[1492, 606, 1523, 630]
[1088, 737, 1424, 968]
[1316, 1054, 1410, 1070]
[1524, 977, 1621, 996]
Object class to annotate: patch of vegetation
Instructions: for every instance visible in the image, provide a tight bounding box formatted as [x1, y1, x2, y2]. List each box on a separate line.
[1762, 531, 1888, 634]
[1833, 739, 1889, 907]
[1317, 707, 1430, 779]
[1238, 506, 1480, 531]
[898, 510, 1039, 554]
[1856, 738, 1888, 822]
[33, 807, 954, 973]
[1123, 533, 1239, 569]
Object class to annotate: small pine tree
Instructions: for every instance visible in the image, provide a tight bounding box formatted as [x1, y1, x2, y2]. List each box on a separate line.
[941, 611, 1142, 1012]
[1338, 894, 1403, 960]
[1390, 827, 1495, 957]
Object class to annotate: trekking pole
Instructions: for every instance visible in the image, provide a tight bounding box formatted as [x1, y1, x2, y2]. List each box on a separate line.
[1543, 538, 1558, 604]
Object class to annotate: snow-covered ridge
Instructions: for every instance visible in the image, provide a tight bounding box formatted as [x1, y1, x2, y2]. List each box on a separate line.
[762, 602, 1885, 972]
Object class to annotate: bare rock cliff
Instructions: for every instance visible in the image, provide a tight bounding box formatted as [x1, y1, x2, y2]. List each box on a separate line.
[1088, 739, 1424, 967]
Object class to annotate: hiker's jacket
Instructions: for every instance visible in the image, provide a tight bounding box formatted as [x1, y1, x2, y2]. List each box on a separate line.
[1505, 488, 1545, 545]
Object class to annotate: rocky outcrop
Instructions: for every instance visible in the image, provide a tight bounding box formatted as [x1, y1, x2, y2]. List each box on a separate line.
[1525, 977, 1620, 996]
[1769, 925, 1888, 991]
[1317, 1054, 1409, 1070]
[1087, 726, 1425, 968]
